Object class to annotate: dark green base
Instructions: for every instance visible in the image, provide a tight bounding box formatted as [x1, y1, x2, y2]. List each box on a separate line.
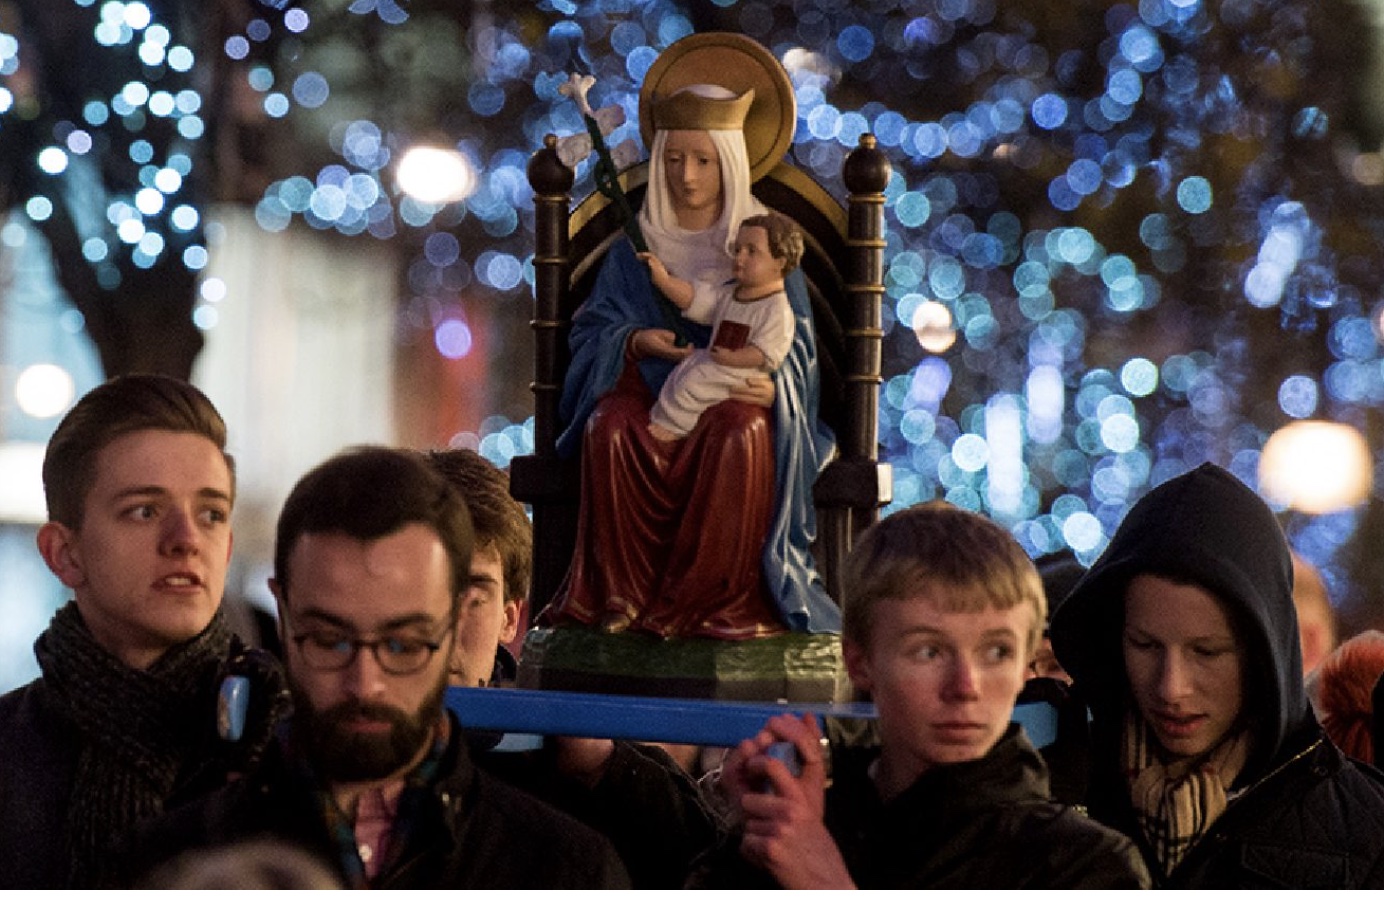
[517, 626, 846, 702]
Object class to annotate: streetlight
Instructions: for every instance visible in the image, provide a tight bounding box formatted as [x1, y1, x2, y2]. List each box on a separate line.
[1259, 420, 1373, 514]
[394, 144, 476, 205]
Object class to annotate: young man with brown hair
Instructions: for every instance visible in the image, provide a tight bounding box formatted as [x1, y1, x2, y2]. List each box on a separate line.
[0, 374, 288, 888]
[425, 448, 531, 689]
[427, 448, 721, 888]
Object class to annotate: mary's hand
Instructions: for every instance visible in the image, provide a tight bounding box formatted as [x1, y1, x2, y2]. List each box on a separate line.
[631, 328, 692, 362]
[729, 374, 775, 408]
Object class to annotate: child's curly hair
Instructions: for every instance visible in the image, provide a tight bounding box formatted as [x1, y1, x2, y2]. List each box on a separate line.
[739, 210, 804, 275]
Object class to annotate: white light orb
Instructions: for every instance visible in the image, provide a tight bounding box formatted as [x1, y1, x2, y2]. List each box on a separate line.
[911, 300, 956, 353]
[395, 145, 476, 204]
[15, 364, 76, 419]
[1259, 420, 1373, 514]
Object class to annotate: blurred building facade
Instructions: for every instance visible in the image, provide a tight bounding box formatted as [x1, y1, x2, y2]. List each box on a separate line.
[5, 0, 1384, 689]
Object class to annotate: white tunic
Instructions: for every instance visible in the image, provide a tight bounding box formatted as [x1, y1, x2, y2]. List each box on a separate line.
[650, 281, 793, 438]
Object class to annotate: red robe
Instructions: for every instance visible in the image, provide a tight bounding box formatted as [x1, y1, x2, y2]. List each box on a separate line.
[546, 359, 786, 639]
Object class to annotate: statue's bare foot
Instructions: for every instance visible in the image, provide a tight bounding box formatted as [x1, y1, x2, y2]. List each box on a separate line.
[647, 421, 682, 442]
[600, 612, 633, 633]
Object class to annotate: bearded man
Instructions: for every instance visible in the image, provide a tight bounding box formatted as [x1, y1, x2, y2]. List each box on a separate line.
[126, 447, 628, 888]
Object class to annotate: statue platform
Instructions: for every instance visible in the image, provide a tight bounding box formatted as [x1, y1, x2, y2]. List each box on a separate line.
[516, 626, 846, 703]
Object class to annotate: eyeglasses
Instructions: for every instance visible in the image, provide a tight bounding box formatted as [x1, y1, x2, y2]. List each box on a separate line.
[290, 618, 455, 676]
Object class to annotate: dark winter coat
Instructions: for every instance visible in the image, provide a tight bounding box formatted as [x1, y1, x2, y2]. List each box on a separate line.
[476, 737, 720, 888]
[0, 679, 85, 888]
[466, 645, 722, 888]
[691, 724, 1150, 888]
[0, 641, 286, 889]
[126, 713, 631, 889]
[1051, 461, 1384, 888]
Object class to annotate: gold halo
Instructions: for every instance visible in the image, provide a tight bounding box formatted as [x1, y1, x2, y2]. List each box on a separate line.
[639, 32, 796, 183]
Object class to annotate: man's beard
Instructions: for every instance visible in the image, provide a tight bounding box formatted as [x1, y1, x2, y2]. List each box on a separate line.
[293, 676, 448, 783]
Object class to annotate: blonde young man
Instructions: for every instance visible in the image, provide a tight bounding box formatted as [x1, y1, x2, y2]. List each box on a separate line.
[695, 501, 1149, 888]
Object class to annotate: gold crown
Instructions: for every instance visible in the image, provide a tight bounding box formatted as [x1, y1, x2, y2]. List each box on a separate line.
[651, 88, 755, 132]
[638, 33, 796, 181]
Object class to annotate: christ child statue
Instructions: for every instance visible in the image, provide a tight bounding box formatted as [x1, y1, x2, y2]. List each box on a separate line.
[642, 210, 804, 442]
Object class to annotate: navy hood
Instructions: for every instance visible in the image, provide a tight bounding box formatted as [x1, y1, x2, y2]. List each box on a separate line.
[1050, 462, 1310, 780]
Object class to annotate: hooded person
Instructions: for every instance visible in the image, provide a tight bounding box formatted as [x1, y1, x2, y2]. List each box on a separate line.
[1050, 462, 1384, 888]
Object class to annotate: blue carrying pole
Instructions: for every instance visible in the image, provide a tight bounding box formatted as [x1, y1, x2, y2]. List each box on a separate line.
[444, 686, 1060, 750]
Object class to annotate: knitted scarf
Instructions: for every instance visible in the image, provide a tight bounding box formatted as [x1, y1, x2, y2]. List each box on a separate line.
[34, 602, 286, 886]
[1121, 711, 1250, 877]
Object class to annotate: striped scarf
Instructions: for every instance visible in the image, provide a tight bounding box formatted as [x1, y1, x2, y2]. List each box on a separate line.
[1121, 711, 1250, 876]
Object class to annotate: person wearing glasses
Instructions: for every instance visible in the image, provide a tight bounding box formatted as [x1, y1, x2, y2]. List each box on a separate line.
[125, 446, 629, 888]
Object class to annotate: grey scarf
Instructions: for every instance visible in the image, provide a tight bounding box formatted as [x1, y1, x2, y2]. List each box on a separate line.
[35, 602, 287, 885]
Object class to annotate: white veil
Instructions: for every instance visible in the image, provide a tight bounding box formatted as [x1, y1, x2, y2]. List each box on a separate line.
[638, 85, 768, 285]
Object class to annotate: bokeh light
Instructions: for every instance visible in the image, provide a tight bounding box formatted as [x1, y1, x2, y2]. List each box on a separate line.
[912, 300, 956, 353]
[15, 364, 76, 419]
[395, 145, 478, 204]
[10, 0, 1380, 620]
[1260, 422, 1373, 515]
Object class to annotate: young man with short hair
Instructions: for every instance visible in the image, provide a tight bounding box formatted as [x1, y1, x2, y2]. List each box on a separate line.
[426, 448, 721, 888]
[694, 501, 1150, 888]
[0, 374, 288, 888]
[130, 446, 629, 888]
[1052, 463, 1384, 887]
[425, 448, 530, 689]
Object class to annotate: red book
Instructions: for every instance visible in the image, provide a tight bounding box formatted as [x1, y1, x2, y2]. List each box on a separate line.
[712, 320, 750, 351]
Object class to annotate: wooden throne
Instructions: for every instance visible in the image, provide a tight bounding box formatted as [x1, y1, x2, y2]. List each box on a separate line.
[509, 135, 891, 701]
